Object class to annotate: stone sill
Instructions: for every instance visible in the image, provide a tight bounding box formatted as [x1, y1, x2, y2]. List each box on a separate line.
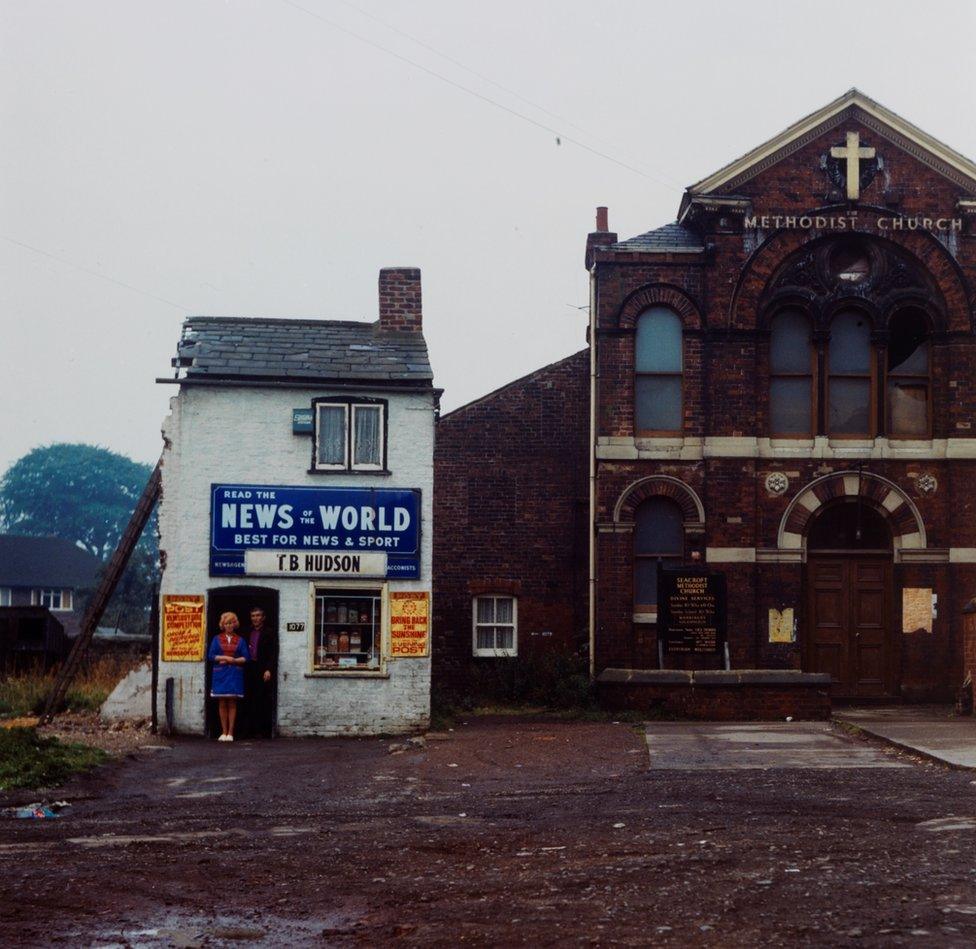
[305, 671, 390, 680]
[597, 668, 831, 687]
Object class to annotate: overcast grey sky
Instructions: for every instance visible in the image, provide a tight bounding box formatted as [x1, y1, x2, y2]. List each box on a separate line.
[2, 0, 974, 476]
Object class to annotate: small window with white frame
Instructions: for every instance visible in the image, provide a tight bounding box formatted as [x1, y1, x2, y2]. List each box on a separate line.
[32, 588, 72, 611]
[472, 595, 517, 657]
[311, 584, 385, 673]
[0, 587, 11, 607]
[312, 398, 386, 472]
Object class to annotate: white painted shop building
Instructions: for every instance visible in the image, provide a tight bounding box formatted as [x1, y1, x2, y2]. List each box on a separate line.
[156, 268, 436, 736]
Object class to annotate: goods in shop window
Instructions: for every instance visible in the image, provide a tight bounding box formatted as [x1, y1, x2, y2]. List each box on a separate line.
[326, 602, 337, 623]
[350, 632, 361, 651]
[339, 632, 350, 653]
[327, 632, 339, 652]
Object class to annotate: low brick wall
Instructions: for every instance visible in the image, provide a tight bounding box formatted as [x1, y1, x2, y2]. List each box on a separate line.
[597, 669, 832, 721]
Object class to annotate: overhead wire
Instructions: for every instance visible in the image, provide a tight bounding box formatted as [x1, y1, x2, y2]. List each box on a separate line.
[333, 0, 666, 173]
[3, 235, 190, 311]
[277, 0, 683, 190]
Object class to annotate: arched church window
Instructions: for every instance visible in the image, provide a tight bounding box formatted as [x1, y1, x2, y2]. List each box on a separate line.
[827, 310, 873, 436]
[635, 308, 682, 434]
[633, 497, 683, 610]
[887, 307, 931, 438]
[769, 309, 814, 436]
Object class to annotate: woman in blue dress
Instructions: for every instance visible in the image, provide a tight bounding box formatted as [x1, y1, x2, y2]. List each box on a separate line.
[208, 611, 250, 741]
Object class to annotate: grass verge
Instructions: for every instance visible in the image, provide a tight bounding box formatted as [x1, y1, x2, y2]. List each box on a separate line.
[0, 727, 108, 792]
[0, 655, 138, 718]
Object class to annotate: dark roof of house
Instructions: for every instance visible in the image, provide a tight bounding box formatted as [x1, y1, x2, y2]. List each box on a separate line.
[0, 535, 101, 589]
[170, 317, 434, 386]
[611, 222, 704, 253]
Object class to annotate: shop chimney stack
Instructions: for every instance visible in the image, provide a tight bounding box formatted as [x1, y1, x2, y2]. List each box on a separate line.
[378, 268, 423, 332]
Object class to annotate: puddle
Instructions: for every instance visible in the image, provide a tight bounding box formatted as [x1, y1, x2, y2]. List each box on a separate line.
[87, 909, 362, 947]
[916, 816, 976, 832]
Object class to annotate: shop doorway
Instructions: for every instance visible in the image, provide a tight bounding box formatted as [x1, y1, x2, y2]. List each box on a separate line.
[205, 586, 279, 739]
[804, 501, 895, 699]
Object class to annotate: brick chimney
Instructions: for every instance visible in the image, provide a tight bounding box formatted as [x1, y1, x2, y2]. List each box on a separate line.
[585, 206, 617, 269]
[378, 268, 422, 332]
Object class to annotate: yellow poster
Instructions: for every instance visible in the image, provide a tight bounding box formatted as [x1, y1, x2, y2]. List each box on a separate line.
[768, 608, 795, 644]
[162, 595, 206, 661]
[389, 591, 430, 658]
[902, 588, 933, 634]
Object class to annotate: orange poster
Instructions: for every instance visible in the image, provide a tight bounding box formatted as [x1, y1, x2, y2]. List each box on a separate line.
[162, 595, 206, 661]
[389, 591, 430, 658]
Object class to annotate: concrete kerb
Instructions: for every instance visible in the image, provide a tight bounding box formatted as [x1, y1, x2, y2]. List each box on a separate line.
[832, 709, 976, 771]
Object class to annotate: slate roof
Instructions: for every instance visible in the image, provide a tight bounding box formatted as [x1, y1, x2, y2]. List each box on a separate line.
[0, 535, 101, 589]
[611, 222, 704, 253]
[172, 317, 434, 386]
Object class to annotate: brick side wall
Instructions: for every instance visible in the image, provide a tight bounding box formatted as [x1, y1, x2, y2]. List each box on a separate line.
[432, 351, 590, 697]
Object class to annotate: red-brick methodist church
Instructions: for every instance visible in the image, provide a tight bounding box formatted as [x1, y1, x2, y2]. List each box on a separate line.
[433, 89, 976, 713]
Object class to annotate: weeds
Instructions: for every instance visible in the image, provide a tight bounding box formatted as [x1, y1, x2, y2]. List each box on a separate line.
[0, 655, 138, 718]
[0, 727, 108, 791]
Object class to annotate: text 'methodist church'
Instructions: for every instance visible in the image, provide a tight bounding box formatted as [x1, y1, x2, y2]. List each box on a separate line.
[433, 89, 976, 710]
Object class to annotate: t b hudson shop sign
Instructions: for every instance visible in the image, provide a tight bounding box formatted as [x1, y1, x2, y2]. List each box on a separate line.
[210, 484, 421, 579]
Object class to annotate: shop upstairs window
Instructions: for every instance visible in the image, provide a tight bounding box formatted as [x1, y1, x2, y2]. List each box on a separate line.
[769, 309, 814, 436]
[887, 308, 931, 438]
[313, 398, 386, 472]
[635, 307, 683, 434]
[827, 310, 873, 437]
[32, 588, 71, 611]
[634, 498, 683, 611]
[472, 595, 517, 657]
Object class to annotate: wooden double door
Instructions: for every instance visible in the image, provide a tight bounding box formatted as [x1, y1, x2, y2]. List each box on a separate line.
[806, 555, 894, 699]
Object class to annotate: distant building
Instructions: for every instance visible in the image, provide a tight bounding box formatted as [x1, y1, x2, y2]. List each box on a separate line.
[0, 534, 100, 639]
[0, 535, 100, 669]
[157, 269, 437, 736]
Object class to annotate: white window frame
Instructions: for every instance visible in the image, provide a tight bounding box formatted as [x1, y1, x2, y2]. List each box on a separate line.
[307, 580, 389, 677]
[0, 587, 10, 607]
[32, 588, 72, 611]
[350, 403, 385, 471]
[312, 399, 386, 473]
[314, 402, 349, 470]
[472, 595, 518, 658]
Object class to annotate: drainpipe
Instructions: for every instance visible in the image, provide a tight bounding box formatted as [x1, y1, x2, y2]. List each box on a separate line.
[588, 264, 598, 680]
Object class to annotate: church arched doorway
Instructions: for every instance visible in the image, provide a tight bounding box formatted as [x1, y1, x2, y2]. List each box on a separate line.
[804, 499, 895, 699]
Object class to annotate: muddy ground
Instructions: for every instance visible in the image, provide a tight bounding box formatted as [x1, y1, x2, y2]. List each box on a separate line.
[3, 717, 976, 946]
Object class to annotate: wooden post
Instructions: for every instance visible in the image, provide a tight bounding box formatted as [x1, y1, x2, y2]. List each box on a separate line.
[40, 459, 162, 723]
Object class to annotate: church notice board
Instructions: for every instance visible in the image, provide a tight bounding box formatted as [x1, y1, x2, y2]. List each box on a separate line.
[388, 591, 430, 658]
[657, 568, 727, 655]
[161, 595, 206, 662]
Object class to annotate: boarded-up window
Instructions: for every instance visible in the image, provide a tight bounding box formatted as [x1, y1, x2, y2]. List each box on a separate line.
[635, 308, 682, 433]
[887, 308, 930, 438]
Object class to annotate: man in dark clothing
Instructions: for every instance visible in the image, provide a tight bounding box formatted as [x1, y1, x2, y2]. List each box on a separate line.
[242, 607, 278, 738]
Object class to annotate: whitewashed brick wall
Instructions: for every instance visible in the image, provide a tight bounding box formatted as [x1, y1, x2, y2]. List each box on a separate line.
[157, 383, 434, 736]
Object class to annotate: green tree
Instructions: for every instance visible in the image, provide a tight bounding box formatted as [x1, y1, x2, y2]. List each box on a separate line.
[0, 444, 158, 635]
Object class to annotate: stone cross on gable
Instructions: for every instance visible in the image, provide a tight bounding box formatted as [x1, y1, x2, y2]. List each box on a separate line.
[831, 131, 876, 201]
